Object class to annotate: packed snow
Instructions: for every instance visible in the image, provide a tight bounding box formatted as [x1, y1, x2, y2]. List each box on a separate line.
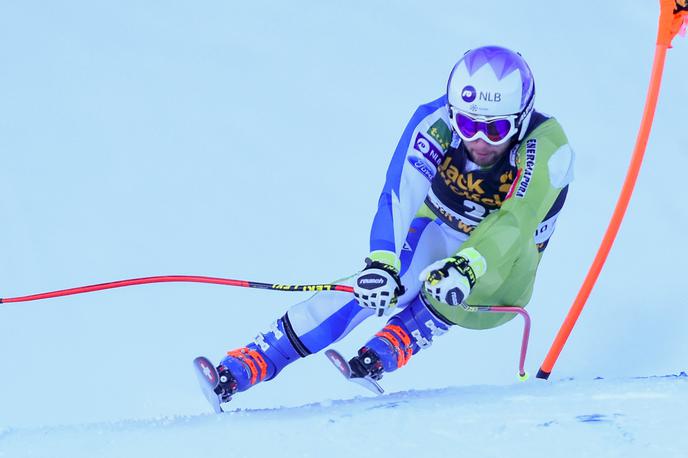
[0, 1, 686, 457]
[1, 375, 687, 458]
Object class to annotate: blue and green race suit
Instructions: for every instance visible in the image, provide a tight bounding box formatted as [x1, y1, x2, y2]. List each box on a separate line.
[220, 95, 574, 391]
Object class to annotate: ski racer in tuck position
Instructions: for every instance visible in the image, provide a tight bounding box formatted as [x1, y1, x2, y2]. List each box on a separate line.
[208, 45, 574, 403]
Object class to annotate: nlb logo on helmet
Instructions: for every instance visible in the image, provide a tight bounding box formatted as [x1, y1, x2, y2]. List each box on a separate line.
[479, 92, 502, 102]
[461, 85, 477, 103]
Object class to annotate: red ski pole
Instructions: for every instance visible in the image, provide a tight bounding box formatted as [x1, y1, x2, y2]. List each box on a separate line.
[0, 275, 353, 304]
[1, 277, 532, 379]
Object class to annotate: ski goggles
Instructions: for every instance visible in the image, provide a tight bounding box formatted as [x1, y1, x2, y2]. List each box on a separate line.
[449, 108, 520, 146]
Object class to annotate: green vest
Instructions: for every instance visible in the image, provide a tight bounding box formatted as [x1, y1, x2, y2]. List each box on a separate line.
[427, 117, 573, 329]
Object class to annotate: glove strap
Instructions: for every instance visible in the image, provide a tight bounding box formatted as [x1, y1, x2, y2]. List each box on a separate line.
[448, 256, 477, 288]
[364, 259, 406, 296]
[426, 247, 486, 287]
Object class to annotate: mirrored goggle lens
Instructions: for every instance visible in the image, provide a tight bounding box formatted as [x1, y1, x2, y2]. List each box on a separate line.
[455, 113, 514, 143]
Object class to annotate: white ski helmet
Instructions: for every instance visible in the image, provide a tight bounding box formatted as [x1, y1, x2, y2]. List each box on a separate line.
[447, 46, 535, 143]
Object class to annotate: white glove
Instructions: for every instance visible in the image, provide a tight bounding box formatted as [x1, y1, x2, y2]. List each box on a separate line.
[353, 254, 405, 317]
[419, 247, 487, 306]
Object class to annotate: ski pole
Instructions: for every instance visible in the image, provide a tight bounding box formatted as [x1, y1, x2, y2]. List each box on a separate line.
[464, 305, 531, 380]
[2, 277, 532, 380]
[0, 275, 354, 304]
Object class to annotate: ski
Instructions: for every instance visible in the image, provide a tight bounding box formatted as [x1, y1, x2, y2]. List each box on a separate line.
[325, 349, 384, 395]
[192, 356, 224, 413]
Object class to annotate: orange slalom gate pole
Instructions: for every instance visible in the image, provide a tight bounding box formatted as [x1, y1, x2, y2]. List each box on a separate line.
[537, 0, 687, 380]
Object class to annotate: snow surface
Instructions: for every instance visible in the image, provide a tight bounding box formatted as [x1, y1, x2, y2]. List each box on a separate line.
[1, 374, 687, 458]
[0, 1, 687, 457]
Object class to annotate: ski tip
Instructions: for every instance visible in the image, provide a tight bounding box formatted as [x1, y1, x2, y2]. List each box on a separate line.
[193, 356, 220, 387]
[325, 349, 352, 379]
[193, 356, 224, 413]
[325, 349, 384, 395]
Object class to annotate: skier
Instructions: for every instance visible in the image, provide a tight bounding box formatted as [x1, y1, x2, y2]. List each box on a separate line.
[208, 45, 574, 403]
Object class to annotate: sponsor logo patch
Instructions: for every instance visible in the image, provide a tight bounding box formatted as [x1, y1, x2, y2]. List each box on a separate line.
[357, 274, 387, 290]
[447, 289, 462, 306]
[436, 155, 511, 207]
[516, 139, 537, 198]
[407, 156, 435, 181]
[427, 119, 452, 151]
[413, 132, 443, 167]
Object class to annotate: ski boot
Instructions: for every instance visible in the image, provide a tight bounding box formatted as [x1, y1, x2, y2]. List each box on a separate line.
[214, 364, 239, 403]
[348, 347, 384, 381]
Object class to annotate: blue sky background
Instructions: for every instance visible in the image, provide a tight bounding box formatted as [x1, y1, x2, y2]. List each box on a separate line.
[0, 1, 686, 427]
